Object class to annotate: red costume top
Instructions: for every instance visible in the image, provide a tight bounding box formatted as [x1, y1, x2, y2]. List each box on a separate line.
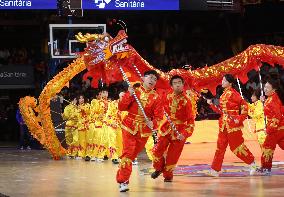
[211, 87, 248, 133]
[264, 92, 284, 134]
[118, 86, 163, 137]
[159, 92, 195, 140]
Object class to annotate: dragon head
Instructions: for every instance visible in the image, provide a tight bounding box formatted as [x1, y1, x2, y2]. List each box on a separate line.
[76, 30, 130, 67]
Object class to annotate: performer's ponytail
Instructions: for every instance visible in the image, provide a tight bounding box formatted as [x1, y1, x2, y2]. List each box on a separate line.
[224, 74, 240, 93]
[252, 88, 261, 100]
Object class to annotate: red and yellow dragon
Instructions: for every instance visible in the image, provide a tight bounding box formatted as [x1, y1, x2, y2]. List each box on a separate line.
[19, 30, 284, 159]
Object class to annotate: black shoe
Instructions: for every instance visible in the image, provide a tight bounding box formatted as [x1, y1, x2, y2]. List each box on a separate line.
[103, 155, 109, 160]
[85, 156, 91, 161]
[112, 159, 119, 164]
[164, 178, 173, 182]
[151, 171, 162, 179]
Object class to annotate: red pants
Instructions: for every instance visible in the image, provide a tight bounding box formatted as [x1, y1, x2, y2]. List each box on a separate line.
[211, 128, 255, 172]
[116, 129, 148, 183]
[152, 134, 188, 180]
[261, 130, 284, 169]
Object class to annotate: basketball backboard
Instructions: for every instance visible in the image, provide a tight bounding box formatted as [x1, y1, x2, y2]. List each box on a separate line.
[49, 24, 106, 59]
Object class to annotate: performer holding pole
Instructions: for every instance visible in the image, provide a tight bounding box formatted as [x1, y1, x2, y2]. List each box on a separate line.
[119, 66, 159, 143]
[151, 75, 195, 182]
[206, 74, 257, 176]
[131, 63, 173, 162]
[131, 63, 184, 140]
[116, 69, 163, 192]
[256, 76, 284, 175]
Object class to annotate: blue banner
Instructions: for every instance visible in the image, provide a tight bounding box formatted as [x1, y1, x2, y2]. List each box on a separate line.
[0, 0, 179, 10]
[83, 0, 179, 10]
[0, 0, 56, 9]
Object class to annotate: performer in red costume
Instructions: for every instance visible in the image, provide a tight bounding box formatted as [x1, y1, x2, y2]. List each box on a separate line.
[206, 74, 257, 176]
[116, 70, 163, 192]
[151, 75, 195, 182]
[257, 76, 284, 175]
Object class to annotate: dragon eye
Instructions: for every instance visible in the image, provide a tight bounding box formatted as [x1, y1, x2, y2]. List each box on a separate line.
[104, 36, 110, 42]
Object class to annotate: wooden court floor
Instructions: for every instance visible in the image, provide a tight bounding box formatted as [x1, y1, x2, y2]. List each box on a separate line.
[0, 141, 284, 197]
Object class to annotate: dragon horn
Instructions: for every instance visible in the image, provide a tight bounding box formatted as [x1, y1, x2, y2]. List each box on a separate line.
[75, 32, 104, 43]
[75, 32, 87, 43]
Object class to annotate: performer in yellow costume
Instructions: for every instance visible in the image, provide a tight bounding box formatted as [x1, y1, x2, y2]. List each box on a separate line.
[102, 99, 121, 164]
[63, 96, 79, 158]
[77, 94, 90, 159]
[88, 96, 101, 161]
[85, 93, 101, 161]
[248, 89, 266, 148]
[91, 88, 109, 162]
[95, 88, 123, 163]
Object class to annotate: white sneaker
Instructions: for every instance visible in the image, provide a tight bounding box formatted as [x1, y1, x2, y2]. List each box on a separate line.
[75, 156, 82, 160]
[96, 158, 104, 162]
[249, 162, 257, 175]
[26, 146, 31, 150]
[119, 183, 129, 192]
[206, 169, 219, 177]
